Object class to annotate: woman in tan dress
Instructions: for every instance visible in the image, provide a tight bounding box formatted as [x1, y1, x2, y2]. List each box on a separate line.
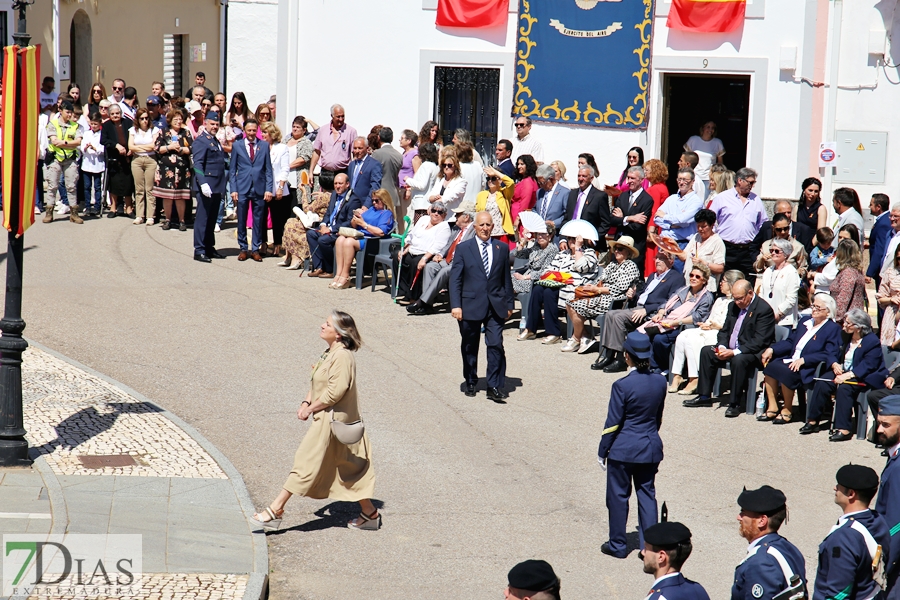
[251, 310, 379, 530]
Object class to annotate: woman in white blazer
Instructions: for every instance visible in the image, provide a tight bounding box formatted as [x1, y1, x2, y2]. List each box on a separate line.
[756, 238, 800, 329]
[262, 122, 292, 257]
[404, 142, 440, 226]
[426, 151, 467, 215]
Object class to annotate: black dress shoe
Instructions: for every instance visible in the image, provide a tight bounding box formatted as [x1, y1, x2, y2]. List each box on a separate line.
[600, 542, 626, 559]
[798, 422, 820, 435]
[410, 304, 433, 316]
[682, 396, 713, 408]
[592, 354, 615, 371]
[193, 253, 212, 263]
[724, 404, 742, 418]
[406, 300, 424, 314]
[464, 383, 476, 397]
[208, 250, 226, 259]
[602, 360, 627, 373]
[487, 387, 508, 401]
[829, 430, 853, 442]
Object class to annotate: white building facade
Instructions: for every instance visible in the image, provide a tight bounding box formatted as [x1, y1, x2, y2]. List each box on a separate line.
[225, 0, 279, 110]
[276, 0, 900, 208]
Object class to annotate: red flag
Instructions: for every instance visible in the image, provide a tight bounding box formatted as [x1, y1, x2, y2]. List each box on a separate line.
[667, 0, 746, 33]
[436, 0, 508, 28]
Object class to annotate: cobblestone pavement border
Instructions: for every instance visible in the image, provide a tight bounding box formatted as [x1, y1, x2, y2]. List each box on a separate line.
[20, 340, 269, 600]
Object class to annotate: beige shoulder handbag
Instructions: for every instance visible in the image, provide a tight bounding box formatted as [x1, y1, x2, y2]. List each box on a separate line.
[330, 411, 365, 445]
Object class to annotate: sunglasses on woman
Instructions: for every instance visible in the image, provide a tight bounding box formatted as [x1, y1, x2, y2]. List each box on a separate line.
[442, 163, 454, 169]
[486, 176, 499, 183]
[432, 209, 446, 215]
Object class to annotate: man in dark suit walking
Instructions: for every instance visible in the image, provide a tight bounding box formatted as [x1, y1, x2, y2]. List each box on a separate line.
[347, 137, 383, 209]
[611, 166, 654, 266]
[683, 279, 775, 417]
[306, 173, 361, 278]
[228, 119, 273, 262]
[450, 211, 515, 402]
[563, 166, 611, 251]
[191, 110, 227, 262]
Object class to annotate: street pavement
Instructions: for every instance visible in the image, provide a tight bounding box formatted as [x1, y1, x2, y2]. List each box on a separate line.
[8, 215, 891, 599]
[1, 344, 266, 600]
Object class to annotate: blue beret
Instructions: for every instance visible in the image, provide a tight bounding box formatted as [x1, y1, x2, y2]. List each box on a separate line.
[836, 464, 879, 491]
[879, 395, 900, 417]
[507, 560, 558, 592]
[738, 485, 786, 514]
[644, 522, 692, 549]
[205, 110, 221, 123]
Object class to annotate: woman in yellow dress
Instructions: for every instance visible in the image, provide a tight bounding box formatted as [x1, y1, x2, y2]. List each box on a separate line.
[251, 310, 379, 530]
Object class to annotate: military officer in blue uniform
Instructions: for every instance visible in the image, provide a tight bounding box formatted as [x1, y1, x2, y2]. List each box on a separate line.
[598, 331, 667, 559]
[875, 395, 900, 599]
[732, 485, 808, 600]
[191, 109, 227, 262]
[642, 521, 710, 600]
[815, 464, 889, 600]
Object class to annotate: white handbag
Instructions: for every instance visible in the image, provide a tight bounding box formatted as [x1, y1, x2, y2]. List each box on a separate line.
[330, 411, 365, 445]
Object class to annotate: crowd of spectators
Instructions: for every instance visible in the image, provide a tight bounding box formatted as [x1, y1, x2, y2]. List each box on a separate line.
[31, 77, 897, 444]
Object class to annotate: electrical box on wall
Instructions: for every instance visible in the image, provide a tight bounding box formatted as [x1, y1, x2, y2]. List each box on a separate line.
[833, 130, 888, 184]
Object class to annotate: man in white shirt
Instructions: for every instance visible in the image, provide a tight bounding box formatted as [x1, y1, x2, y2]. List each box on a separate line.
[510, 116, 544, 164]
[39, 76, 57, 115]
[107, 78, 125, 105]
[832, 187, 865, 244]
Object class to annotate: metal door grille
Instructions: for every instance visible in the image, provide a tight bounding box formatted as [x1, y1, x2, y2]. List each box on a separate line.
[433, 66, 500, 164]
[163, 34, 185, 96]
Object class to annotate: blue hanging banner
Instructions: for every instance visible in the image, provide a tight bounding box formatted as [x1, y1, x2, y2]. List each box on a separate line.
[514, 0, 654, 130]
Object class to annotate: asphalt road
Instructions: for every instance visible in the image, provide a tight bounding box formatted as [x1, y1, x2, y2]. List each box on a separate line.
[12, 215, 889, 599]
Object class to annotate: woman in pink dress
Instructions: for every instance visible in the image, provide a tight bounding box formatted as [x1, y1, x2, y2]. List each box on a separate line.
[615, 147, 650, 193]
[511, 154, 538, 243]
[642, 159, 670, 277]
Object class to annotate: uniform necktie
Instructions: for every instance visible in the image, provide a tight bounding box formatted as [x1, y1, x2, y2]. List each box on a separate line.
[482, 241, 490, 275]
[248, 141, 255, 161]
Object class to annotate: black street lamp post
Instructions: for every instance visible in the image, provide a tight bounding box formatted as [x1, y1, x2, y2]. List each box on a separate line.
[0, 0, 35, 467]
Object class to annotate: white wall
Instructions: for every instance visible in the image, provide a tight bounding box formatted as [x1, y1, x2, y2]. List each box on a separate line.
[226, 0, 278, 110]
[277, 0, 900, 204]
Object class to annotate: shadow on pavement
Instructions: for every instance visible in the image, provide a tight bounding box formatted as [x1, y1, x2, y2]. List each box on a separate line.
[267, 499, 385, 535]
[29, 401, 165, 458]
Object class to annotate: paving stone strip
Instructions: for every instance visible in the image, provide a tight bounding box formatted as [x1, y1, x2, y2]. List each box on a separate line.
[22, 348, 226, 479]
[23, 573, 249, 600]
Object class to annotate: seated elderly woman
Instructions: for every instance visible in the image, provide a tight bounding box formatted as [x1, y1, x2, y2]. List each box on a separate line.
[637, 263, 715, 375]
[278, 189, 332, 274]
[759, 293, 842, 424]
[755, 238, 800, 334]
[802, 308, 889, 440]
[395, 202, 452, 303]
[566, 235, 642, 355]
[513, 222, 558, 331]
[753, 213, 808, 276]
[669, 269, 745, 394]
[331, 188, 396, 289]
[666, 208, 725, 292]
[519, 231, 600, 345]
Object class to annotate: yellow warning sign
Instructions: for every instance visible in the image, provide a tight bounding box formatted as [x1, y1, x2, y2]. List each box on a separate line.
[857, 143, 865, 151]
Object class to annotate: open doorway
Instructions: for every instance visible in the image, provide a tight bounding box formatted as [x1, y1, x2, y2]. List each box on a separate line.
[70, 10, 92, 95]
[660, 74, 751, 193]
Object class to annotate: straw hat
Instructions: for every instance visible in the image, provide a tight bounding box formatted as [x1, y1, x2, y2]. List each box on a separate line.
[608, 235, 640, 258]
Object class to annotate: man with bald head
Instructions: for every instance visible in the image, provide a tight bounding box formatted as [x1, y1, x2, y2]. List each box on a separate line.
[307, 173, 360, 278]
[347, 136, 383, 208]
[308, 103, 357, 191]
[562, 165, 610, 251]
[450, 211, 515, 402]
[752, 199, 814, 253]
[683, 279, 775, 418]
